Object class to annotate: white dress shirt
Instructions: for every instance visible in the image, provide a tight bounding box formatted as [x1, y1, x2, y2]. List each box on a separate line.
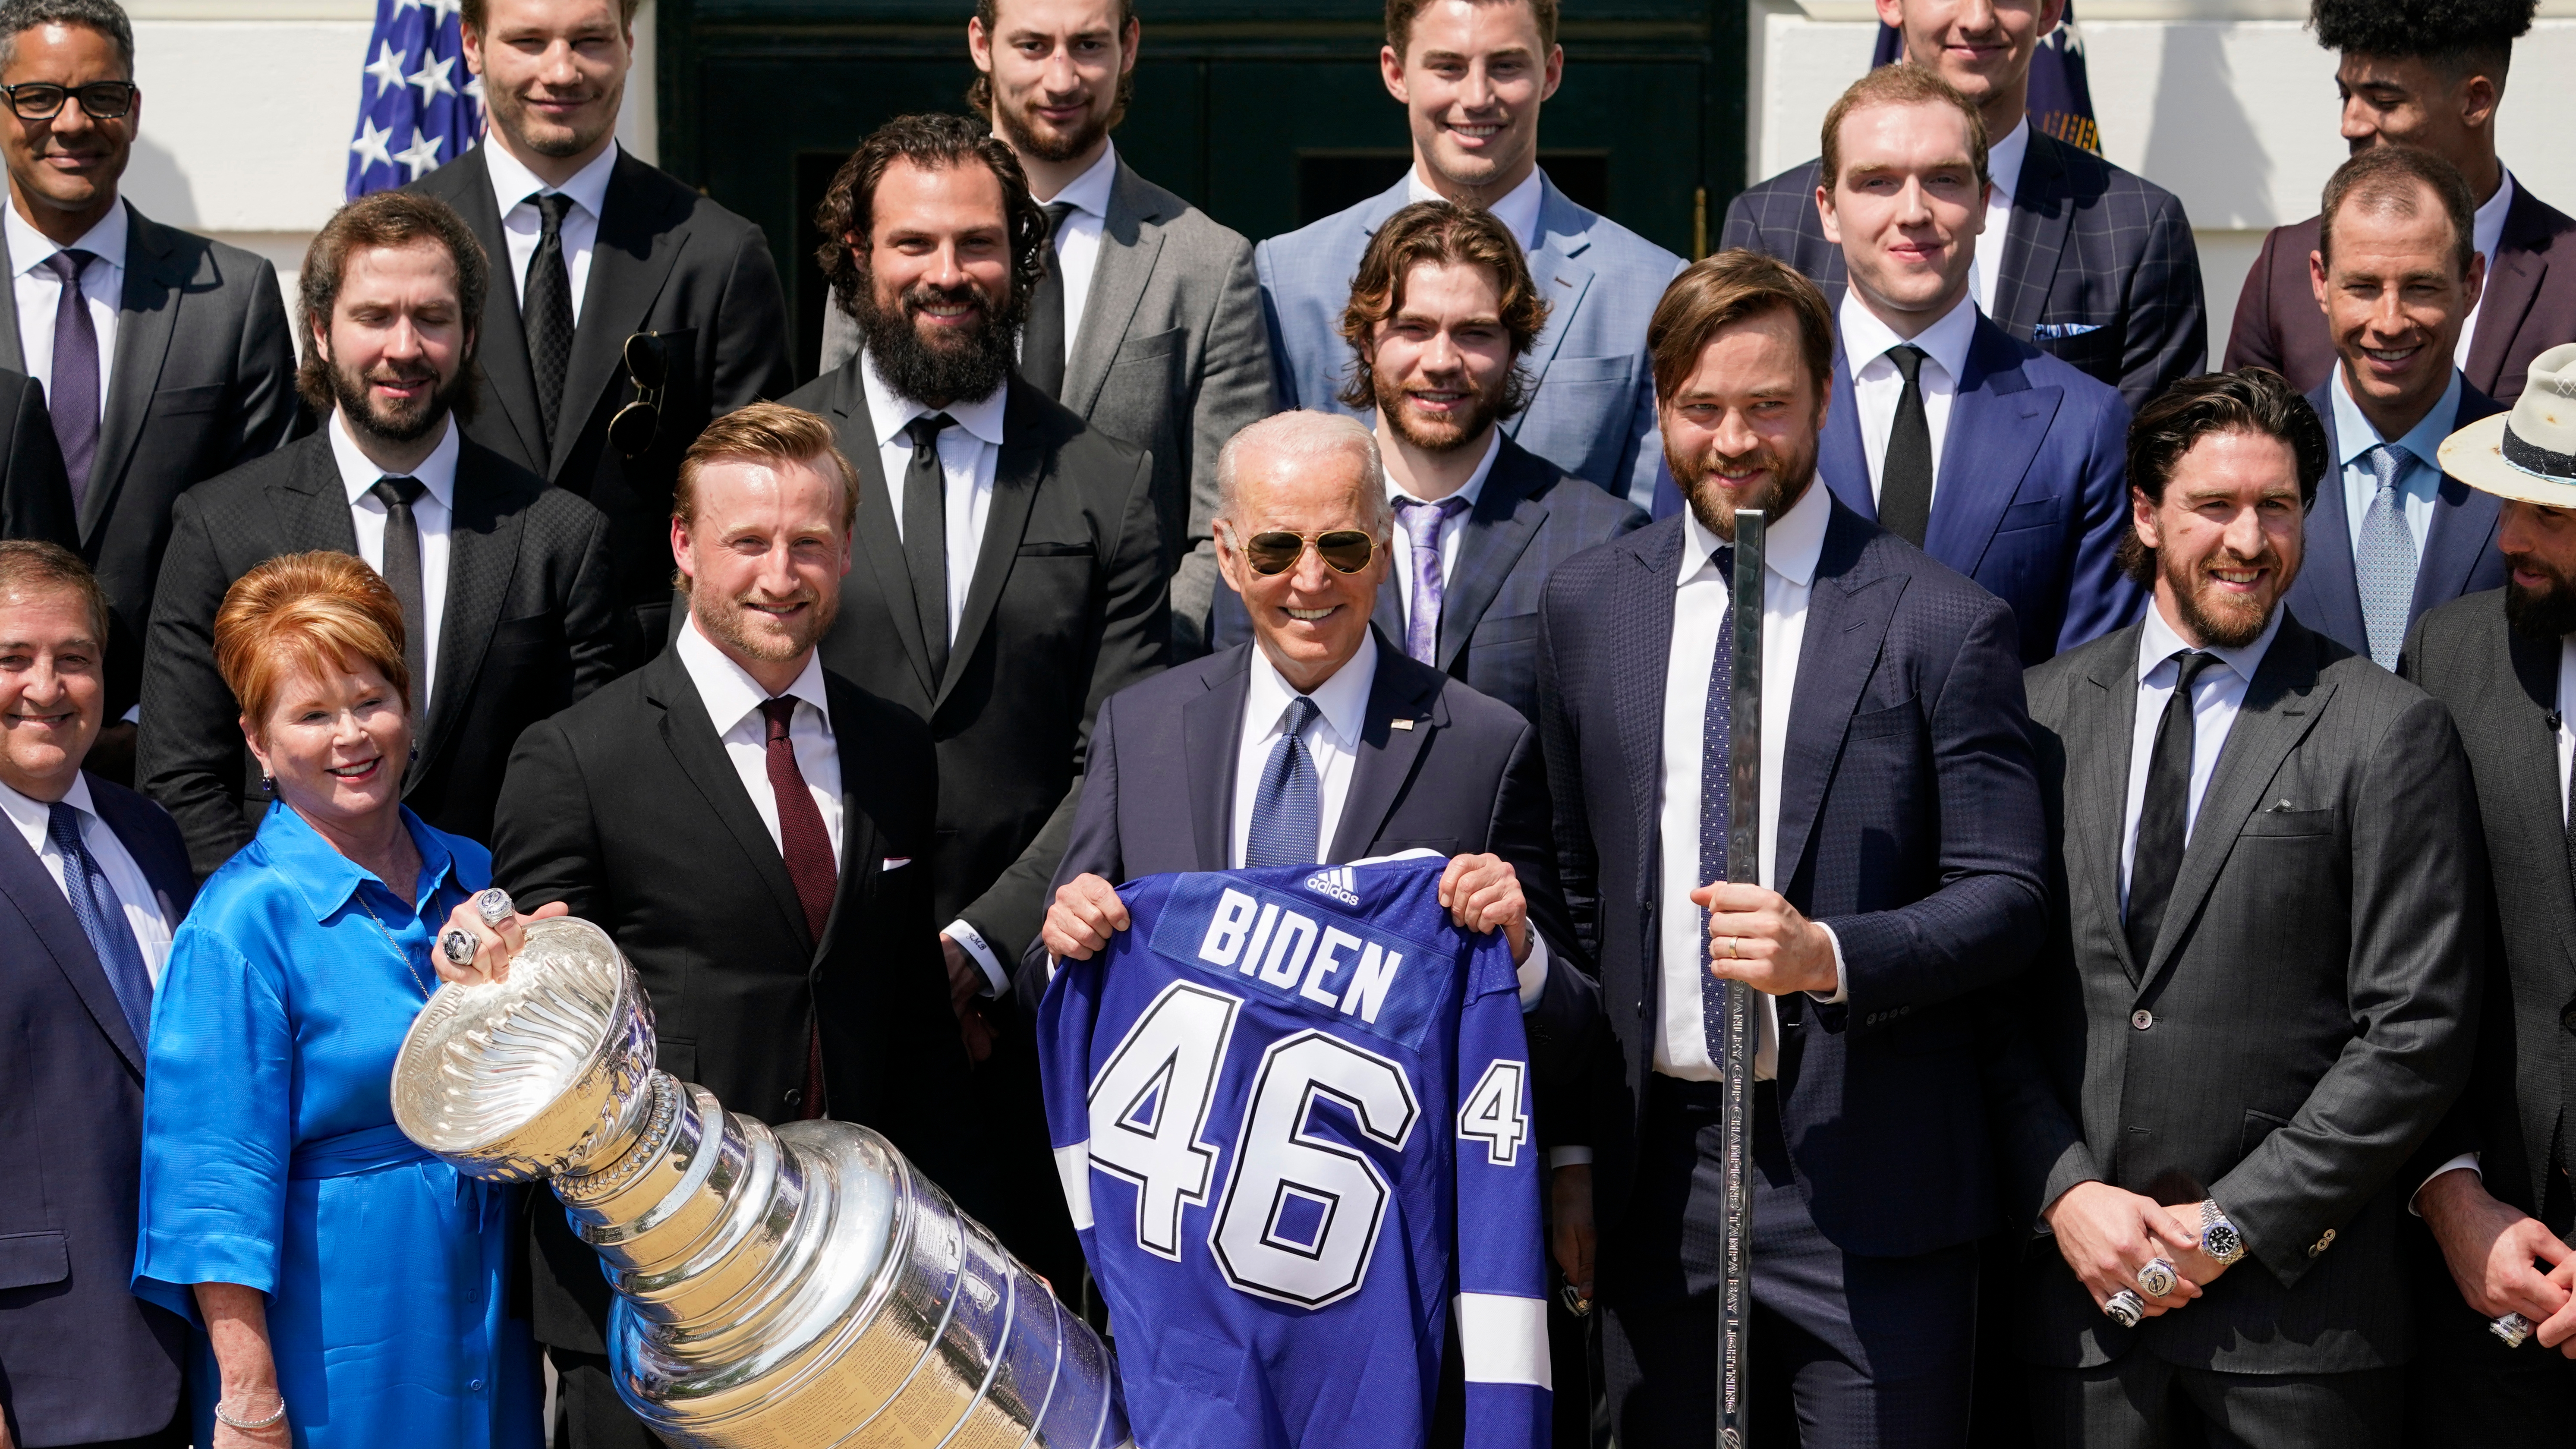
[2118, 603, 2282, 904]
[2457, 170, 2516, 370]
[0, 773, 174, 986]
[485, 140, 620, 324]
[1407, 167, 1546, 253]
[2330, 364, 2459, 564]
[1034, 142, 1120, 363]
[675, 615, 843, 861]
[865, 352, 1007, 644]
[1232, 633, 1379, 870]
[1971, 118, 2031, 319]
[1386, 430, 1502, 643]
[1655, 482, 1847, 1084]
[7, 201, 124, 433]
[1840, 287, 1978, 511]
[328, 410, 458, 713]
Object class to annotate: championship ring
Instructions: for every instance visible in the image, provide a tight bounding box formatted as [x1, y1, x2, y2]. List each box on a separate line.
[472, 888, 516, 927]
[2137, 1258, 2177, 1299]
[2103, 1289, 2145, 1329]
[440, 927, 479, 967]
[2492, 1311, 2535, 1348]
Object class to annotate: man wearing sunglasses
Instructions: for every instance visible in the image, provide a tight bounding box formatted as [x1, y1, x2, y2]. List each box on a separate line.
[0, 0, 298, 770]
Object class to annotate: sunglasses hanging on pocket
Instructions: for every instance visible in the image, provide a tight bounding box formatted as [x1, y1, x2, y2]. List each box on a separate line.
[610, 331, 668, 458]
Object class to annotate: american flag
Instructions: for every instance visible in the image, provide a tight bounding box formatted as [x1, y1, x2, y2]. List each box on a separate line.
[345, 0, 485, 199]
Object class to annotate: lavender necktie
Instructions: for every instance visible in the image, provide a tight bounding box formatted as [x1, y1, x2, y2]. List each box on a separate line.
[41, 249, 98, 507]
[1394, 494, 1468, 665]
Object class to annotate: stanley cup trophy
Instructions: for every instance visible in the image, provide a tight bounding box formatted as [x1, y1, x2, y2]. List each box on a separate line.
[389, 916, 1132, 1449]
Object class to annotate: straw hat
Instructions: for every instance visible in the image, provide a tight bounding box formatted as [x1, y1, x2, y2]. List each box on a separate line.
[2439, 342, 2576, 506]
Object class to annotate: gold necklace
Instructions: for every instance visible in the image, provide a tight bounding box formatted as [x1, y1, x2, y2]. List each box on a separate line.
[354, 887, 437, 1001]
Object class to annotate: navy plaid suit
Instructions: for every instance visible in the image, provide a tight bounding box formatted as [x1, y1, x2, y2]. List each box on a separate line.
[1721, 131, 2207, 411]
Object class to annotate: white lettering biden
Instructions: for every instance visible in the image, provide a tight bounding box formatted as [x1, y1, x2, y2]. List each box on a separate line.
[1197, 887, 1402, 1025]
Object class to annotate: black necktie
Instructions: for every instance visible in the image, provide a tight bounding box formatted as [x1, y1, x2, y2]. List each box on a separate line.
[1020, 202, 1077, 399]
[904, 414, 956, 684]
[525, 192, 577, 450]
[2127, 649, 2218, 966]
[369, 475, 428, 714]
[1878, 344, 1934, 547]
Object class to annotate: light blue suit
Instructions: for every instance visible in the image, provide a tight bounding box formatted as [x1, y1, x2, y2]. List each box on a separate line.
[1255, 172, 1685, 513]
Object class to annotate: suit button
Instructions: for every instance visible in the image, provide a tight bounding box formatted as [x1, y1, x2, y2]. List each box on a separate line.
[2308, 1228, 2336, 1257]
[2562, 1005, 2576, 1032]
[783, 1088, 803, 1109]
[2131, 1009, 2154, 1031]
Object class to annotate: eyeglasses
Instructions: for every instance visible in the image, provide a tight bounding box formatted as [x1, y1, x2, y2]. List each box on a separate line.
[1236, 529, 1377, 576]
[609, 331, 666, 457]
[2, 81, 136, 121]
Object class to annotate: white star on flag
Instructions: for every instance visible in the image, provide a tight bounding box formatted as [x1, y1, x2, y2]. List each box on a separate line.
[464, 73, 485, 104]
[394, 127, 445, 180]
[349, 116, 394, 171]
[424, 0, 462, 22]
[363, 39, 407, 97]
[406, 52, 457, 105]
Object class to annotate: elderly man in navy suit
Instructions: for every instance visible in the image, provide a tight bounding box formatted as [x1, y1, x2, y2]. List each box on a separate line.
[1256, 0, 1683, 514]
[1811, 63, 2139, 664]
[0, 541, 192, 1449]
[2283, 145, 2508, 668]
[1538, 249, 2048, 1445]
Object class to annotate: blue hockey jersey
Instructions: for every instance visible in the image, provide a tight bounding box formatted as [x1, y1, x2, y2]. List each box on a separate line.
[1036, 857, 1550, 1449]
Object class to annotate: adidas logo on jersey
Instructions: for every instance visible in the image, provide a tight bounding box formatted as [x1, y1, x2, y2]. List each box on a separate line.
[1304, 866, 1359, 906]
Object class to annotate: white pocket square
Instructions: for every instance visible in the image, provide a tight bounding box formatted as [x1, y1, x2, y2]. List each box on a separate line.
[881, 856, 913, 871]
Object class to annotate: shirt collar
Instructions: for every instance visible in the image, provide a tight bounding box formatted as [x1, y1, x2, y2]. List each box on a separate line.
[1676, 472, 1830, 589]
[2136, 594, 2282, 691]
[485, 137, 621, 222]
[0, 770, 88, 855]
[1404, 166, 1546, 252]
[860, 349, 1009, 450]
[256, 800, 459, 922]
[1838, 283, 1978, 384]
[329, 407, 460, 510]
[1042, 140, 1120, 217]
[2329, 362, 2463, 470]
[2475, 169, 2515, 264]
[1245, 627, 1379, 752]
[1386, 430, 1502, 511]
[1986, 117, 2031, 203]
[7, 199, 127, 278]
[675, 611, 833, 739]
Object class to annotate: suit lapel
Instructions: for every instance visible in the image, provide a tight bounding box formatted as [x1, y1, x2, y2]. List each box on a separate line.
[0, 826, 145, 1072]
[1184, 650, 1252, 869]
[937, 385, 1044, 715]
[2296, 387, 2368, 651]
[1614, 523, 1682, 891]
[1926, 324, 2055, 576]
[831, 367, 935, 697]
[0, 220, 21, 372]
[414, 443, 523, 786]
[2500, 624, 2576, 962]
[2412, 472, 2502, 619]
[645, 650, 813, 945]
[1326, 633, 1445, 861]
[813, 675, 883, 964]
[1993, 136, 2074, 340]
[82, 204, 186, 543]
[1509, 178, 1596, 438]
[1819, 349, 1873, 521]
[273, 434, 364, 553]
[1774, 507, 1904, 881]
[552, 154, 687, 479]
[1434, 449, 1548, 669]
[449, 148, 548, 469]
[2074, 630, 2147, 982]
[2139, 621, 2335, 992]
[2465, 188, 2552, 391]
[1062, 164, 1164, 414]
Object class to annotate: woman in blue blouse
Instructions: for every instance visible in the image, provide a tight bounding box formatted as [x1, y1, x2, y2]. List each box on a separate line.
[132, 552, 541, 1447]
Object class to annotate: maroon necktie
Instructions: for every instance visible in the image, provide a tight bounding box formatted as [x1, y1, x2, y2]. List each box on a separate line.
[762, 697, 837, 1118]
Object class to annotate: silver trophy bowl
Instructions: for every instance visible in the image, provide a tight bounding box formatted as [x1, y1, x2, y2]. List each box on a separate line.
[392, 917, 1131, 1449]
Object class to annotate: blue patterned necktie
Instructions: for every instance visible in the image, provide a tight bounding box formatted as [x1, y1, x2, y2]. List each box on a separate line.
[1394, 494, 1470, 665]
[1244, 695, 1324, 869]
[2358, 443, 2418, 668]
[1698, 543, 1738, 1061]
[47, 801, 153, 1043]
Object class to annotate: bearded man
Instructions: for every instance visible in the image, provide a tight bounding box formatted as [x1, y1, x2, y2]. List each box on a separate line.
[136, 189, 615, 878]
[2003, 367, 2478, 1448]
[784, 110, 1166, 1300]
[1536, 248, 2048, 1446]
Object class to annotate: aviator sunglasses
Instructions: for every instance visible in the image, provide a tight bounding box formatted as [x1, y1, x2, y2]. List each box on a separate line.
[1237, 529, 1377, 576]
[609, 331, 667, 457]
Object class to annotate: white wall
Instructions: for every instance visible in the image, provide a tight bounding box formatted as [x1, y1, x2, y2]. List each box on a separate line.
[120, 0, 657, 308]
[1751, 0, 2576, 346]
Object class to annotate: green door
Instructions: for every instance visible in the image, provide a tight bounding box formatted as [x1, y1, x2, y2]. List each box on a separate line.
[661, 0, 1745, 379]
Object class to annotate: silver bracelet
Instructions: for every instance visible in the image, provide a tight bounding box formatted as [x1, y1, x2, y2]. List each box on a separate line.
[214, 1392, 287, 1430]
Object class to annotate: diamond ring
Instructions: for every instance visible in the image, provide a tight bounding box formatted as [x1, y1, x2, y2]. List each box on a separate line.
[472, 888, 516, 927]
[440, 927, 480, 967]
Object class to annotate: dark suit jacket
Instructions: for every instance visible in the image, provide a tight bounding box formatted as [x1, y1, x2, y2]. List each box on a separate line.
[0, 202, 300, 715]
[2226, 183, 2576, 404]
[1722, 132, 2207, 410]
[0, 367, 72, 549]
[2400, 591, 2570, 1228]
[136, 429, 618, 876]
[1209, 436, 1650, 722]
[412, 145, 793, 665]
[1539, 500, 2049, 1263]
[2005, 614, 2479, 1373]
[784, 365, 1168, 966]
[492, 645, 969, 1352]
[2283, 376, 2509, 660]
[0, 775, 194, 1444]
[1821, 312, 2143, 664]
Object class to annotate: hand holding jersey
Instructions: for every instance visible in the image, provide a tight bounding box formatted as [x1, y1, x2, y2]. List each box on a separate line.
[1044, 850, 1532, 964]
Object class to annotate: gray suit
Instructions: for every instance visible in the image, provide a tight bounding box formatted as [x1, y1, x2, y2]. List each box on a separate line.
[0, 201, 299, 715]
[821, 157, 1275, 655]
[2004, 612, 2479, 1437]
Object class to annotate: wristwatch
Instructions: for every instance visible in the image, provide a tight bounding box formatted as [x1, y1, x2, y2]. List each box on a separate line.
[2198, 1200, 2245, 1265]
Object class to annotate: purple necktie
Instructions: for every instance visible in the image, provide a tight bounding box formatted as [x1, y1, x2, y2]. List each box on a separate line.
[1394, 494, 1468, 665]
[41, 249, 98, 507]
